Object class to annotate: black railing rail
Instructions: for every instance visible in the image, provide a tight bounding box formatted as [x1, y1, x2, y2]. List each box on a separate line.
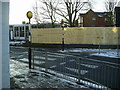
[32, 49, 120, 90]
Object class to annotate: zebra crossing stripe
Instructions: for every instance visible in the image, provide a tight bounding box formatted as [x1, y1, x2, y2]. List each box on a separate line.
[65, 67, 88, 75]
[50, 65, 56, 68]
[60, 62, 66, 65]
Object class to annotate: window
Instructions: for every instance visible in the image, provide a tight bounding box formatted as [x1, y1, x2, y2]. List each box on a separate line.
[92, 17, 96, 21]
[14, 27, 19, 37]
[26, 26, 29, 30]
[20, 26, 24, 37]
[105, 18, 108, 22]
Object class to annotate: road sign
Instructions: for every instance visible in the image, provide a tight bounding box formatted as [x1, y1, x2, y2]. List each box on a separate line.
[26, 11, 33, 19]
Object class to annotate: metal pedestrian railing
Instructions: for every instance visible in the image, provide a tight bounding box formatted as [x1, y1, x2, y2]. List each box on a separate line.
[10, 46, 120, 89]
[31, 49, 120, 90]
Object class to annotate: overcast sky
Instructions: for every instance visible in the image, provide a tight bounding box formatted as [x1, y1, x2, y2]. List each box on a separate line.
[9, 0, 36, 24]
[9, 0, 119, 25]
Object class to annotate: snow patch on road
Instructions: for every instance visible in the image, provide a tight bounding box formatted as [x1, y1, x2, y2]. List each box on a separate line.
[91, 52, 120, 58]
[60, 48, 120, 58]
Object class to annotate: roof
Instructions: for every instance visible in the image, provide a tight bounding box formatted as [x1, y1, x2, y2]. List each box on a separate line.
[80, 9, 109, 17]
[95, 12, 109, 17]
[9, 24, 29, 27]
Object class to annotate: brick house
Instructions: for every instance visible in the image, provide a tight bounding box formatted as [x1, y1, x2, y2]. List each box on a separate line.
[79, 9, 111, 27]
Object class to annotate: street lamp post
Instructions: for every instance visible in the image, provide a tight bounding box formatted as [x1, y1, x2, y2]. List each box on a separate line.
[26, 11, 33, 69]
[61, 19, 65, 51]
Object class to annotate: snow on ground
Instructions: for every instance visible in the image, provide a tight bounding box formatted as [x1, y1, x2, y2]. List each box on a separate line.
[10, 58, 107, 89]
[32, 69, 108, 89]
[10, 59, 88, 89]
[91, 52, 120, 58]
[10, 41, 25, 45]
[60, 48, 120, 58]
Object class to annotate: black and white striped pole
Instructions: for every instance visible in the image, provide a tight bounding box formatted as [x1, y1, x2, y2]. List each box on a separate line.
[26, 11, 33, 69]
[61, 19, 65, 51]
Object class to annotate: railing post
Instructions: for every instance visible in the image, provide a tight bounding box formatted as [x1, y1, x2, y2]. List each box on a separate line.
[32, 50, 34, 69]
[28, 46, 32, 69]
[45, 51, 48, 72]
[98, 43, 101, 54]
[117, 42, 119, 56]
[78, 57, 81, 83]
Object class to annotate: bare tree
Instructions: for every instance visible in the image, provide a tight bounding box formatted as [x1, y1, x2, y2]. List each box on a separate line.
[33, 2, 42, 24]
[105, 0, 117, 26]
[33, 0, 92, 27]
[54, 0, 91, 27]
[33, 0, 59, 28]
[105, 0, 117, 12]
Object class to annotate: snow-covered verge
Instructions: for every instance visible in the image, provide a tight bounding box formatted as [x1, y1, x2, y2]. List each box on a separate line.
[10, 59, 88, 89]
[10, 58, 109, 89]
[60, 48, 120, 58]
[91, 52, 120, 58]
[30, 69, 108, 89]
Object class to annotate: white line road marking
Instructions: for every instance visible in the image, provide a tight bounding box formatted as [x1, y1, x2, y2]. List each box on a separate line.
[38, 61, 45, 64]
[34, 56, 56, 61]
[23, 52, 28, 54]
[18, 55, 24, 58]
[33, 60, 45, 64]
[50, 65, 56, 68]
[81, 64, 98, 69]
[69, 59, 75, 62]
[65, 67, 88, 75]
[52, 53, 74, 57]
[48, 55, 64, 58]
[19, 58, 28, 61]
[60, 62, 66, 65]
